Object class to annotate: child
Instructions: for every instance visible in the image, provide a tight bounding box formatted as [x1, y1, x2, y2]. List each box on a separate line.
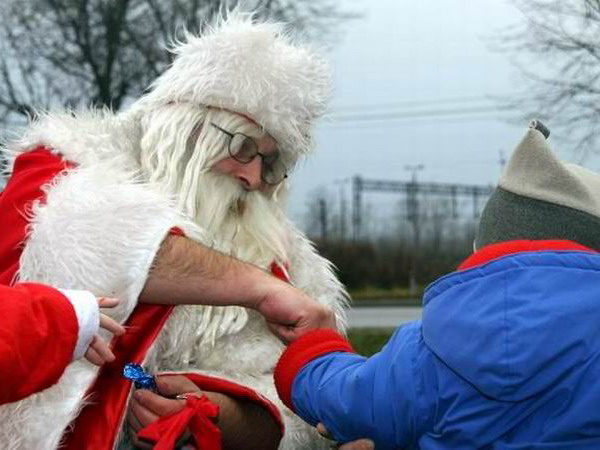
[275, 121, 600, 449]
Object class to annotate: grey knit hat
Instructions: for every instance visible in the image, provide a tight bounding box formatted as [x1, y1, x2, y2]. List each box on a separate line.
[475, 120, 600, 250]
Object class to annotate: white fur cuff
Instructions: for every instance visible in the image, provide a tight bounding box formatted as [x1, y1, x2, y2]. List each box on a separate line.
[59, 289, 99, 361]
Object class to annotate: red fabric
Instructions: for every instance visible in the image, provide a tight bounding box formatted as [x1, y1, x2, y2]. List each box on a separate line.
[182, 373, 285, 436]
[136, 372, 285, 449]
[0, 150, 80, 403]
[0, 282, 79, 404]
[62, 303, 174, 449]
[0, 147, 286, 446]
[0, 147, 176, 448]
[64, 262, 287, 448]
[274, 329, 355, 411]
[0, 148, 74, 285]
[138, 394, 221, 450]
[458, 239, 596, 270]
[269, 261, 290, 283]
[169, 226, 186, 237]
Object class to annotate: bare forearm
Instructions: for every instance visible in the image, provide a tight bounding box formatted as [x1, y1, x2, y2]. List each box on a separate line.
[140, 235, 336, 343]
[206, 392, 282, 450]
[139, 235, 274, 309]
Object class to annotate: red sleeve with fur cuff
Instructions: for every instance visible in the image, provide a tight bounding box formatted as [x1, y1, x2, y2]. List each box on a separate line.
[0, 283, 79, 405]
[274, 329, 355, 411]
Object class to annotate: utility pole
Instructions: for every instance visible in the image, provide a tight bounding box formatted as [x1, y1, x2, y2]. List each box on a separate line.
[450, 185, 458, 219]
[319, 198, 328, 241]
[340, 190, 347, 241]
[499, 149, 507, 173]
[472, 191, 479, 218]
[405, 164, 424, 295]
[334, 178, 349, 241]
[352, 176, 363, 241]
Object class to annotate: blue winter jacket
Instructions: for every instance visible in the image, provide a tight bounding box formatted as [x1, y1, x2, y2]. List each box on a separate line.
[286, 250, 600, 449]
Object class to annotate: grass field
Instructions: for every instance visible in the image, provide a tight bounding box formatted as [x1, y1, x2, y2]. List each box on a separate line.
[348, 327, 396, 356]
[349, 286, 423, 300]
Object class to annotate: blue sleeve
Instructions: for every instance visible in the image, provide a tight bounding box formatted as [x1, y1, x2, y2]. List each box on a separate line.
[291, 322, 422, 449]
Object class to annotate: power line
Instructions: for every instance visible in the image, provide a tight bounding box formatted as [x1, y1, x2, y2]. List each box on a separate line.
[331, 95, 495, 113]
[323, 111, 511, 128]
[328, 104, 503, 123]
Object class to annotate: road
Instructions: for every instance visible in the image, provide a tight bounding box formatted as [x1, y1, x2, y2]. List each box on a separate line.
[348, 305, 423, 328]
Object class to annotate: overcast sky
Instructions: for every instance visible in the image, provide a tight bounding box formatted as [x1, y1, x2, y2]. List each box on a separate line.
[286, 0, 550, 227]
[0, 1, 583, 230]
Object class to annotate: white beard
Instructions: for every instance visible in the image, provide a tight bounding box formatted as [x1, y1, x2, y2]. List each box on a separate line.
[138, 106, 290, 269]
[141, 171, 291, 369]
[178, 170, 289, 269]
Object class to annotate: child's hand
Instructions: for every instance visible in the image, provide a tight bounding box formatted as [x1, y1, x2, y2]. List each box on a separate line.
[316, 423, 374, 450]
[84, 297, 126, 366]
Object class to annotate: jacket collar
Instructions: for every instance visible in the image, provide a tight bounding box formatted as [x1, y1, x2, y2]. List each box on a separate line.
[458, 239, 596, 271]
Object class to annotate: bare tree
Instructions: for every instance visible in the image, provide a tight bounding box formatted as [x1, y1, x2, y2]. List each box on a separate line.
[0, 0, 355, 130]
[495, 0, 600, 159]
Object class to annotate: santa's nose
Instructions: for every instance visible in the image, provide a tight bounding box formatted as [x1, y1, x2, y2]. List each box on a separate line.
[235, 156, 262, 191]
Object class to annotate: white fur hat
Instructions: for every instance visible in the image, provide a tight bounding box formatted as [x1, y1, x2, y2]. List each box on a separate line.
[134, 10, 332, 158]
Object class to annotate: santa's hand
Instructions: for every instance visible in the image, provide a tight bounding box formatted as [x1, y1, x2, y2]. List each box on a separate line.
[317, 423, 374, 450]
[127, 375, 201, 449]
[84, 297, 125, 366]
[254, 281, 336, 343]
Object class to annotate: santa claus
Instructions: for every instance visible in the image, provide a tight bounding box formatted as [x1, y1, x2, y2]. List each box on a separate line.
[0, 11, 347, 450]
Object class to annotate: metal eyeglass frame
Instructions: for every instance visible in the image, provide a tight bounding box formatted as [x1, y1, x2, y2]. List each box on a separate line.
[210, 122, 288, 185]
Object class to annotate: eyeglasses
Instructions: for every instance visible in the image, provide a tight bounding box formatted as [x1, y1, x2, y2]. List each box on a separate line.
[210, 123, 288, 185]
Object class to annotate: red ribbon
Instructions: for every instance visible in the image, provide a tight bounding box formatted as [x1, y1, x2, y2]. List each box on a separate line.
[137, 395, 221, 450]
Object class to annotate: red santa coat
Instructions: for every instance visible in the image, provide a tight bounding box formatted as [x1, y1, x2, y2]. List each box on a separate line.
[0, 112, 348, 449]
[0, 147, 283, 449]
[0, 283, 98, 405]
[0, 148, 100, 405]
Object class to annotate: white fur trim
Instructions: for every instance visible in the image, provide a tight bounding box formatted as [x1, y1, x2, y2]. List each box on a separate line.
[59, 289, 99, 361]
[5, 110, 141, 171]
[0, 159, 182, 449]
[0, 360, 96, 449]
[129, 10, 332, 158]
[0, 106, 347, 448]
[286, 225, 350, 332]
[17, 165, 180, 322]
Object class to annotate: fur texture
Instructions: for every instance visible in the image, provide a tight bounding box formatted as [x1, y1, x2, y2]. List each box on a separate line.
[128, 10, 332, 159]
[0, 12, 344, 448]
[1, 109, 348, 449]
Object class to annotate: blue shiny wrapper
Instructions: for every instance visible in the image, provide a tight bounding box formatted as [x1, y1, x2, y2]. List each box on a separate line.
[123, 363, 157, 391]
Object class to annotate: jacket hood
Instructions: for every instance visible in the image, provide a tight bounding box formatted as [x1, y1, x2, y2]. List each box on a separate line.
[422, 249, 600, 401]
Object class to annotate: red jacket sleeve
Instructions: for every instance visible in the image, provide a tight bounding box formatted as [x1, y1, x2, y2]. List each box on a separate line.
[0, 148, 74, 285]
[274, 329, 355, 411]
[0, 283, 79, 404]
